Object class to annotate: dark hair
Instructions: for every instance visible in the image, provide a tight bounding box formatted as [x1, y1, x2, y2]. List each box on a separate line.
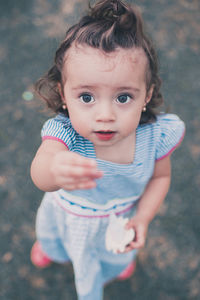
[35, 0, 163, 124]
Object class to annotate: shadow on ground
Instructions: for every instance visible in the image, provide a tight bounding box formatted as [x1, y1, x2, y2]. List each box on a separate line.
[0, 0, 200, 299]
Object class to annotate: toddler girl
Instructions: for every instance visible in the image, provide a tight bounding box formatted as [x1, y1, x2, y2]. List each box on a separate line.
[30, 0, 185, 299]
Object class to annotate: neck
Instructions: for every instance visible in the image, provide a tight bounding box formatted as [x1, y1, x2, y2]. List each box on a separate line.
[95, 132, 136, 164]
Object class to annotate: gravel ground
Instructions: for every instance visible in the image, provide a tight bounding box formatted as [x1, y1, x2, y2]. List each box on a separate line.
[0, 0, 200, 299]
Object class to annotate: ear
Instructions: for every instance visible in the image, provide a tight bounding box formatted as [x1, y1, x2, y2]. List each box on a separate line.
[57, 83, 65, 102]
[145, 84, 154, 105]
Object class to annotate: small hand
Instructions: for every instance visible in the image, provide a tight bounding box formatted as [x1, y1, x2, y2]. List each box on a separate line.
[50, 151, 103, 190]
[122, 217, 149, 253]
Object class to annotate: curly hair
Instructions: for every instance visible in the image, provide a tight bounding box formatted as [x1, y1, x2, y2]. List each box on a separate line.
[35, 0, 164, 124]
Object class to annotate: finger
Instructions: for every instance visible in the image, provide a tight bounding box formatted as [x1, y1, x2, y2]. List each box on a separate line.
[59, 165, 103, 179]
[69, 153, 97, 168]
[123, 242, 140, 252]
[78, 181, 97, 189]
[125, 219, 135, 230]
[129, 239, 145, 249]
[60, 176, 98, 185]
[123, 247, 132, 253]
[55, 173, 97, 186]
[121, 244, 135, 253]
[62, 180, 97, 191]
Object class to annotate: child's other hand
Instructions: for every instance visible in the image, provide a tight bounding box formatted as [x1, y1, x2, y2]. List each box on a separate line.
[50, 151, 103, 190]
[122, 216, 149, 253]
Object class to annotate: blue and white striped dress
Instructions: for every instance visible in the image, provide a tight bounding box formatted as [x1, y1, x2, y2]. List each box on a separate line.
[36, 113, 185, 300]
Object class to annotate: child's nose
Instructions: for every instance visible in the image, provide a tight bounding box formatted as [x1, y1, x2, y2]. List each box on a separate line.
[95, 101, 115, 122]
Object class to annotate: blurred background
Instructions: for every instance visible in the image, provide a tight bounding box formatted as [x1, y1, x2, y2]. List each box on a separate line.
[0, 0, 199, 299]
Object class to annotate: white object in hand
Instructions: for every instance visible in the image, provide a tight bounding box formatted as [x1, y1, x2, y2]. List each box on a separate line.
[105, 213, 135, 253]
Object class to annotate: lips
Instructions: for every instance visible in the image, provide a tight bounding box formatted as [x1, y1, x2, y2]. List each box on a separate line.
[95, 131, 116, 141]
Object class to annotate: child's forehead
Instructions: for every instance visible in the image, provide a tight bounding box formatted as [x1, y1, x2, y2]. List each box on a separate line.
[63, 44, 148, 70]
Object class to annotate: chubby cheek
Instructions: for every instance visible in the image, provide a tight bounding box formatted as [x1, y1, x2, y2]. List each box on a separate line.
[69, 115, 90, 137]
[123, 112, 142, 134]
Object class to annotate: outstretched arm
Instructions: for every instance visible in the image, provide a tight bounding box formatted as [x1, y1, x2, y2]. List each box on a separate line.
[30, 139, 103, 192]
[124, 155, 171, 252]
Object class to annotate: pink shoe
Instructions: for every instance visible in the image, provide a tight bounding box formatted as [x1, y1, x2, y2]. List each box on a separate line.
[31, 241, 52, 268]
[118, 261, 136, 280]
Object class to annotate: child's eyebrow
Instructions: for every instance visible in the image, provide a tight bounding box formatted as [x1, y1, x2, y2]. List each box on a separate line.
[116, 87, 140, 93]
[72, 85, 94, 90]
[72, 85, 141, 93]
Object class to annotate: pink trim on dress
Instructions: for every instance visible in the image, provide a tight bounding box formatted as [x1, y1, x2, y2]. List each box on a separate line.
[42, 136, 69, 149]
[156, 130, 185, 161]
[55, 198, 137, 218]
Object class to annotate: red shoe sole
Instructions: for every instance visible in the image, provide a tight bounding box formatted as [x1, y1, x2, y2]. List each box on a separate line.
[31, 241, 52, 268]
[118, 261, 136, 280]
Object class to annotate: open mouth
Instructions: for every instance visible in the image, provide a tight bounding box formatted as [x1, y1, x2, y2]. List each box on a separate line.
[95, 131, 116, 141]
